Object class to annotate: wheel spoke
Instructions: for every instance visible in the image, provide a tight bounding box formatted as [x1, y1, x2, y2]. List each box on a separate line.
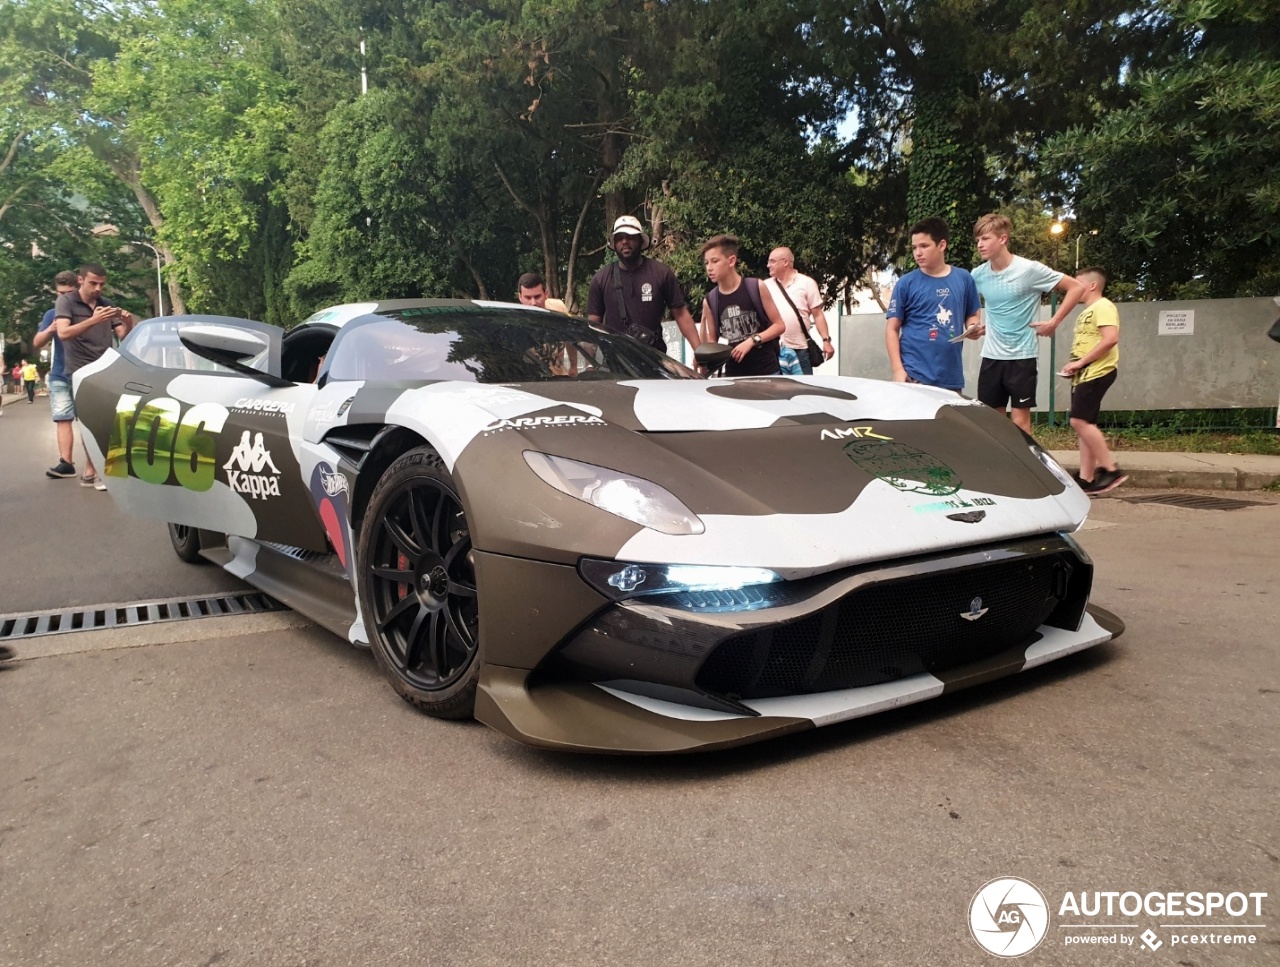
[372, 565, 412, 583]
[384, 514, 418, 561]
[408, 488, 435, 556]
[402, 607, 430, 670]
[377, 593, 417, 635]
[447, 578, 476, 599]
[429, 610, 451, 678]
[445, 604, 477, 652]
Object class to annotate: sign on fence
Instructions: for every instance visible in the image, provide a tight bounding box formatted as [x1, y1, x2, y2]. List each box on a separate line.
[1158, 309, 1195, 335]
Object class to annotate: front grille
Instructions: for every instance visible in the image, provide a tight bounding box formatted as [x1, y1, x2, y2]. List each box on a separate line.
[695, 552, 1076, 699]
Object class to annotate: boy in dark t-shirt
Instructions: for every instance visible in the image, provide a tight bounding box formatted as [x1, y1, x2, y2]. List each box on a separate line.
[699, 234, 785, 377]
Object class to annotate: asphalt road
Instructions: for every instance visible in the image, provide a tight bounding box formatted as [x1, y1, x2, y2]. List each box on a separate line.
[2, 393, 1278, 967]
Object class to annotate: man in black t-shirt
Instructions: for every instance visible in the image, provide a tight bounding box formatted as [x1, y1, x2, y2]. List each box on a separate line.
[700, 234, 786, 377]
[586, 216, 702, 354]
[54, 262, 135, 489]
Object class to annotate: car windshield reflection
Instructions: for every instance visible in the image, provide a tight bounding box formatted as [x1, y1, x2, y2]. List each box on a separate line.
[326, 307, 698, 383]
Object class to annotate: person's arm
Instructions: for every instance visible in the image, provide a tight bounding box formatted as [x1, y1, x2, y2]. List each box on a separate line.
[885, 315, 909, 381]
[585, 276, 605, 326]
[700, 299, 718, 344]
[56, 304, 118, 341]
[671, 304, 702, 350]
[33, 320, 55, 351]
[1061, 324, 1117, 376]
[803, 280, 834, 358]
[1031, 275, 1086, 336]
[731, 283, 786, 362]
[114, 310, 136, 338]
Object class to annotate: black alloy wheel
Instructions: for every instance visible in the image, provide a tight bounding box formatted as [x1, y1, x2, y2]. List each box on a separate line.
[358, 446, 480, 719]
[168, 523, 206, 564]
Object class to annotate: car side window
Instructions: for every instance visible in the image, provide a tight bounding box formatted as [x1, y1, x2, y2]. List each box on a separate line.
[120, 317, 282, 376]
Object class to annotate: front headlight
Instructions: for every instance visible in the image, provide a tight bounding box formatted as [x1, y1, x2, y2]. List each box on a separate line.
[1030, 444, 1076, 489]
[579, 558, 782, 601]
[524, 451, 705, 535]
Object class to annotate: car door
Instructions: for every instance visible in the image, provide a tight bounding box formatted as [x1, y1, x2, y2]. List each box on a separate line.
[76, 315, 330, 552]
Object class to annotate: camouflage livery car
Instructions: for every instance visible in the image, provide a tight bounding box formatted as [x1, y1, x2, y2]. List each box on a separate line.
[72, 300, 1123, 753]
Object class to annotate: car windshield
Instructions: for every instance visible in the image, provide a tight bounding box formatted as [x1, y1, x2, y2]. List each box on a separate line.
[326, 306, 698, 383]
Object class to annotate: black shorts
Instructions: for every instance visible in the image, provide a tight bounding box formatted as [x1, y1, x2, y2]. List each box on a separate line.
[977, 357, 1037, 410]
[1070, 369, 1117, 424]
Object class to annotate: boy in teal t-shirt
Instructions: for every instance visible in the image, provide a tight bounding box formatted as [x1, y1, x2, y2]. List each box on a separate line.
[971, 213, 1084, 433]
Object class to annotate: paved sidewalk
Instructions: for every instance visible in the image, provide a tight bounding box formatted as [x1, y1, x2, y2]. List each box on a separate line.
[1050, 449, 1280, 491]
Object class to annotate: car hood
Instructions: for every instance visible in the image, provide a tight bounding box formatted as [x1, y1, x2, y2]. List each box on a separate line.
[337, 376, 1089, 576]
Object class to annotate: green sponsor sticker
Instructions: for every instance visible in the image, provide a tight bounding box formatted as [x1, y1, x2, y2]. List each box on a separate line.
[842, 439, 962, 496]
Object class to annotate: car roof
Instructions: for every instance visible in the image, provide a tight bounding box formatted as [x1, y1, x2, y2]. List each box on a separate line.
[300, 299, 556, 330]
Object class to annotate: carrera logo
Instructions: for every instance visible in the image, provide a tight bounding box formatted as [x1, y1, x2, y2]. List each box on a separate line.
[223, 431, 282, 499]
[233, 397, 296, 415]
[484, 415, 606, 431]
[319, 465, 348, 497]
[819, 425, 893, 442]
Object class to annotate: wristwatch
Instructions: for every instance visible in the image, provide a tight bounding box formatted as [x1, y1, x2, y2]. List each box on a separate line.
[822, 337, 832, 343]
[751, 334, 762, 345]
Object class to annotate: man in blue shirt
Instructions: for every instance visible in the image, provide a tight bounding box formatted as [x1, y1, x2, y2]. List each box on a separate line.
[885, 217, 981, 392]
[971, 213, 1084, 433]
[33, 270, 86, 478]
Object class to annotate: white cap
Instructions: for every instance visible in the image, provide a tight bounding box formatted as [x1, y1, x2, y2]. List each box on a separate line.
[611, 215, 650, 250]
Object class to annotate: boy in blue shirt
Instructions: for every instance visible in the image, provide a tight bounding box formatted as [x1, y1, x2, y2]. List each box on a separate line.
[885, 217, 981, 391]
[971, 213, 1084, 433]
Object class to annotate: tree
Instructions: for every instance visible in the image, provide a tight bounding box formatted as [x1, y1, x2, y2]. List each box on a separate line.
[1043, 0, 1280, 297]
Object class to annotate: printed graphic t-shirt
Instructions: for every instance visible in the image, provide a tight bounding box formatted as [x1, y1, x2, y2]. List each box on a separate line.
[1070, 297, 1120, 383]
[972, 255, 1062, 360]
[886, 266, 980, 390]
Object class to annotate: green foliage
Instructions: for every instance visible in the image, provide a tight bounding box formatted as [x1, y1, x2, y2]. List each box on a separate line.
[1044, 0, 1280, 297]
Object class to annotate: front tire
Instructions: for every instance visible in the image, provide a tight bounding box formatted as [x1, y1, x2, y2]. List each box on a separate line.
[167, 523, 206, 564]
[357, 446, 480, 719]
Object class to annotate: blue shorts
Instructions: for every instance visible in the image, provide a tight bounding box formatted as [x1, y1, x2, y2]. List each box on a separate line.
[49, 378, 75, 421]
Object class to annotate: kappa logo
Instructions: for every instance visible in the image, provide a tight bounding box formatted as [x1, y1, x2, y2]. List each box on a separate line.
[223, 431, 282, 499]
[319, 464, 348, 497]
[819, 425, 893, 442]
[484, 415, 606, 432]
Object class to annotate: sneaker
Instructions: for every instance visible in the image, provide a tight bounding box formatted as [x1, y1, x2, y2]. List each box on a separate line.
[1084, 467, 1129, 496]
[79, 473, 97, 488]
[93, 477, 108, 491]
[1071, 471, 1088, 488]
[46, 460, 77, 479]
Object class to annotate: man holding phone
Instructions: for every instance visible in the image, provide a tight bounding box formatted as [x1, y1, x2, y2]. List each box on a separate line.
[54, 263, 135, 489]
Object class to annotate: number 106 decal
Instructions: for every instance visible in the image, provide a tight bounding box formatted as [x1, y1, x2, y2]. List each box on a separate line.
[106, 394, 230, 491]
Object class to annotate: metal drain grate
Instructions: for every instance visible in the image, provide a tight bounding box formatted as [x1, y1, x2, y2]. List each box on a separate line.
[0, 591, 287, 642]
[1120, 493, 1270, 511]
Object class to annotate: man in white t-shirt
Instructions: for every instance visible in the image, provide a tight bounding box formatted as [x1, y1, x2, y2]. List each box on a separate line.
[971, 213, 1084, 433]
[764, 247, 832, 375]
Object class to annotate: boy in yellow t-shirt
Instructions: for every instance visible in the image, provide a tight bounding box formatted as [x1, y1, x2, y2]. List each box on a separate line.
[1060, 266, 1126, 495]
[21, 359, 39, 403]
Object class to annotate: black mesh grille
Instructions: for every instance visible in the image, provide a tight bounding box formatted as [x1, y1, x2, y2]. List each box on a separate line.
[696, 552, 1075, 699]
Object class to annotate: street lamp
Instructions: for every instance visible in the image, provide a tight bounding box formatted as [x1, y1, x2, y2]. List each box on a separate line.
[133, 239, 165, 316]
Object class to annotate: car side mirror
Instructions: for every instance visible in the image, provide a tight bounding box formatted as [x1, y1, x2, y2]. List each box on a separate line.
[179, 325, 293, 387]
[694, 342, 733, 374]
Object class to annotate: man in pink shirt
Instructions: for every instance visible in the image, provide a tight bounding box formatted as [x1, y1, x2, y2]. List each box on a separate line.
[764, 247, 833, 374]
